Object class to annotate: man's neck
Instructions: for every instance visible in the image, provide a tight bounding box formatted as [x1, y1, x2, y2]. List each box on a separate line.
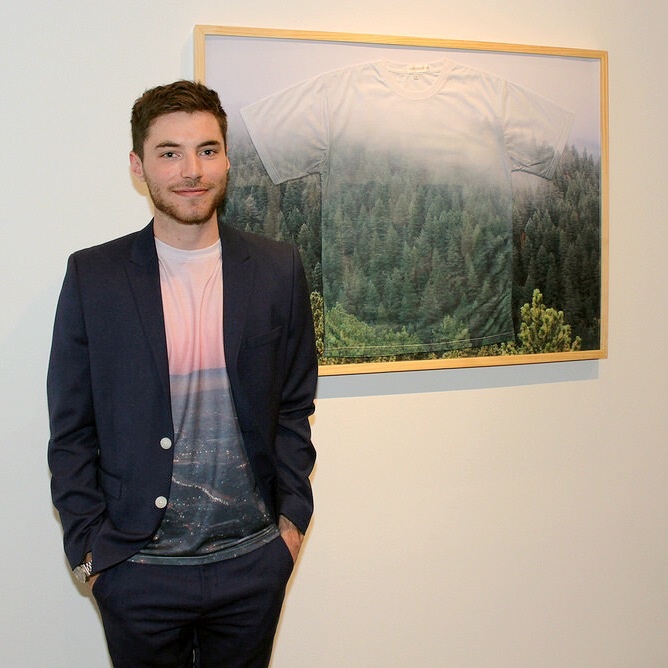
[153, 215, 220, 250]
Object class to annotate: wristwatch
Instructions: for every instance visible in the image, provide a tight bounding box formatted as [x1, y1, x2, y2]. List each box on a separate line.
[73, 557, 93, 584]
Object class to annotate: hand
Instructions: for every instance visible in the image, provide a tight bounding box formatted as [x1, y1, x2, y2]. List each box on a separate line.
[278, 515, 304, 563]
[88, 572, 100, 590]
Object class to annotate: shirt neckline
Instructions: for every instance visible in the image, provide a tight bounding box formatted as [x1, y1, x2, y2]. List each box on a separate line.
[376, 59, 454, 100]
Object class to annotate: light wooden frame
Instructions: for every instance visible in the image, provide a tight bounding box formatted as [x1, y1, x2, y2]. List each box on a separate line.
[195, 25, 608, 376]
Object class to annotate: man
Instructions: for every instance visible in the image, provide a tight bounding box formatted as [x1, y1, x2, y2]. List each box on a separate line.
[47, 80, 318, 667]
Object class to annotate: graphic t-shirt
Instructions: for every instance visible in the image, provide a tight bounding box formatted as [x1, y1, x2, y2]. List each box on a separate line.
[241, 59, 573, 356]
[133, 238, 276, 564]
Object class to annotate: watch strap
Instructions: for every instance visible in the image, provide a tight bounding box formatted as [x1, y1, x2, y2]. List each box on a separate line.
[73, 558, 93, 584]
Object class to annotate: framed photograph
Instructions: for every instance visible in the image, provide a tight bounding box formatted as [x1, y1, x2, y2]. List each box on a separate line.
[194, 26, 608, 376]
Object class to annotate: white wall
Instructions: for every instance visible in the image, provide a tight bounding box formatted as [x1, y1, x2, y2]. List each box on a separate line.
[1, 1, 666, 666]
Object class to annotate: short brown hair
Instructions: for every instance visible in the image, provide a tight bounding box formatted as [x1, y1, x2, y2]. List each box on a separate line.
[131, 80, 228, 159]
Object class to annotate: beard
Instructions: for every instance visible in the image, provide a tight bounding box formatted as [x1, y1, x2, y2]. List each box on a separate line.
[145, 173, 229, 227]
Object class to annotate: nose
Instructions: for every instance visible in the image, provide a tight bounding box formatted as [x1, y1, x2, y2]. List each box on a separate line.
[181, 151, 203, 180]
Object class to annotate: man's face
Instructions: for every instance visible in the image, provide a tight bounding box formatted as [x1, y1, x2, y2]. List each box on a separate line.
[130, 111, 230, 228]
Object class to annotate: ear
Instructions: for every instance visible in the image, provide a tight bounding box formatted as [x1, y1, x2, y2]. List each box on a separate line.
[129, 152, 145, 182]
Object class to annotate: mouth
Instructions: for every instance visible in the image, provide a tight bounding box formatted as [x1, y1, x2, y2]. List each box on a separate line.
[172, 188, 209, 198]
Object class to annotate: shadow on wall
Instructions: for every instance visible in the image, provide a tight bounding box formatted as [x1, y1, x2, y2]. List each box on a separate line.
[316, 359, 600, 399]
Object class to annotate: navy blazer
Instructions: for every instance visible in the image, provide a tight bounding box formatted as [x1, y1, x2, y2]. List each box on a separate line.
[47, 220, 317, 574]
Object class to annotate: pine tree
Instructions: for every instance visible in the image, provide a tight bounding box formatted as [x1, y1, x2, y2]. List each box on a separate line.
[503, 289, 581, 354]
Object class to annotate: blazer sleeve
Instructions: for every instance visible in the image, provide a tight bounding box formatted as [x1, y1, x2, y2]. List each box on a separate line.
[47, 254, 106, 569]
[274, 246, 318, 534]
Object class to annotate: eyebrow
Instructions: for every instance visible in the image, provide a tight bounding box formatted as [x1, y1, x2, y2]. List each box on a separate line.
[153, 139, 224, 150]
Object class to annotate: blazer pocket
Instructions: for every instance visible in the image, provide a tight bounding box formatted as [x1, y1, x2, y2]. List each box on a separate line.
[244, 326, 283, 350]
[98, 468, 123, 500]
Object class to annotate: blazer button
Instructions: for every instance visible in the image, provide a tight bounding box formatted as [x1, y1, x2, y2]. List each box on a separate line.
[160, 437, 173, 450]
[155, 496, 168, 509]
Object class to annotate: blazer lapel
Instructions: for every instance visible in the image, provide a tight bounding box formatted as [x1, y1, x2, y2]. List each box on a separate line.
[220, 222, 253, 371]
[126, 221, 171, 402]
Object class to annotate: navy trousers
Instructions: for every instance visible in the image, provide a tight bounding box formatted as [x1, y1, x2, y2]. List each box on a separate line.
[92, 537, 294, 668]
